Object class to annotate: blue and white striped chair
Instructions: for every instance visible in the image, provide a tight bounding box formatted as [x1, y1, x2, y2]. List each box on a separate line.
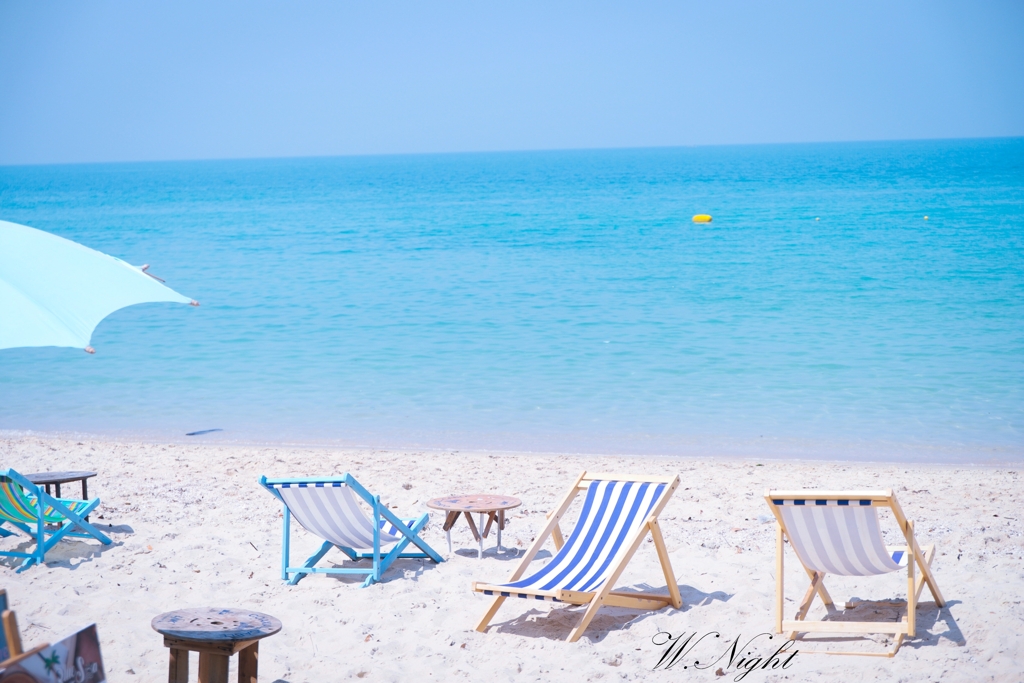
[473, 472, 682, 642]
[259, 475, 443, 587]
[765, 489, 946, 656]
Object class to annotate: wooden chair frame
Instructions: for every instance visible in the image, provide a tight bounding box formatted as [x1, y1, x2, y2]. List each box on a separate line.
[765, 489, 946, 657]
[474, 471, 682, 642]
[1, 605, 23, 665]
[0, 593, 45, 668]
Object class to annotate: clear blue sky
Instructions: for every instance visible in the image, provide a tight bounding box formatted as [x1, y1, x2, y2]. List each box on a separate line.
[1, 1, 1022, 165]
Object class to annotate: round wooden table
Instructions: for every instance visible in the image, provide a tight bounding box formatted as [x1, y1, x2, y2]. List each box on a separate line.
[427, 494, 521, 559]
[152, 607, 282, 683]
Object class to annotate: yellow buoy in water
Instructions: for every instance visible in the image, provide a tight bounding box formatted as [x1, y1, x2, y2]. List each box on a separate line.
[924, 215, 929, 220]
[692, 214, 712, 223]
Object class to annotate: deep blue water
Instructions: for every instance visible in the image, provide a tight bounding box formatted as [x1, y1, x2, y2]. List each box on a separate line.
[1, 139, 1022, 461]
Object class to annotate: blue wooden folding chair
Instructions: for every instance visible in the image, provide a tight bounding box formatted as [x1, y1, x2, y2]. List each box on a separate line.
[0, 468, 112, 572]
[259, 474, 443, 587]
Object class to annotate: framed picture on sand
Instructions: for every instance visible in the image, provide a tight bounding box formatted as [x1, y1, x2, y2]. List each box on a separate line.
[0, 624, 105, 683]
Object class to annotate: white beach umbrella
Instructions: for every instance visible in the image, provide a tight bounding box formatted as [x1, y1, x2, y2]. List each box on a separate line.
[0, 219, 197, 353]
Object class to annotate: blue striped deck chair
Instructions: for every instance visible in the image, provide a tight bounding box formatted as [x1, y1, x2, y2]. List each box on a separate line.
[0, 468, 111, 572]
[259, 474, 443, 587]
[473, 471, 682, 642]
[765, 489, 946, 657]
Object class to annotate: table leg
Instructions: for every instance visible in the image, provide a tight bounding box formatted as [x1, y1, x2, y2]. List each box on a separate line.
[478, 513, 484, 559]
[497, 509, 504, 550]
[168, 648, 189, 683]
[463, 512, 481, 541]
[55, 482, 62, 499]
[442, 511, 460, 532]
[238, 641, 259, 683]
[82, 478, 90, 520]
[442, 511, 458, 555]
[482, 512, 495, 539]
[44, 484, 52, 496]
[198, 652, 230, 683]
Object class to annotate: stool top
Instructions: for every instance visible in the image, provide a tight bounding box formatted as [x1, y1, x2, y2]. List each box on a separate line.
[427, 494, 522, 512]
[151, 607, 282, 642]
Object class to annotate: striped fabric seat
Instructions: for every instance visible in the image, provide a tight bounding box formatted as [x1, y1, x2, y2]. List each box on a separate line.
[259, 474, 443, 587]
[264, 481, 403, 550]
[0, 479, 93, 525]
[0, 469, 111, 572]
[485, 481, 665, 600]
[772, 498, 901, 576]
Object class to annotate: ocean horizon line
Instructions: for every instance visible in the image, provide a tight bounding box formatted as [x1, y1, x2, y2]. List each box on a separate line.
[2, 133, 1022, 170]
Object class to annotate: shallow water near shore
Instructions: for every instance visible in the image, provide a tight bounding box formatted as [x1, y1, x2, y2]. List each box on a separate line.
[1, 138, 1022, 461]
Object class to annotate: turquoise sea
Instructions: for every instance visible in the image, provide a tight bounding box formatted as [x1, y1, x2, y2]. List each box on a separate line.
[1, 139, 1022, 462]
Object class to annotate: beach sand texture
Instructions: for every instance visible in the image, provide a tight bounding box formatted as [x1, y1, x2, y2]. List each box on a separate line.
[2, 436, 1021, 681]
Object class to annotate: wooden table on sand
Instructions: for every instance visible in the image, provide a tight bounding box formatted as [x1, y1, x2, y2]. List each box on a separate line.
[24, 470, 96, 500]
[152, 607, 281, 683]
[427, 494, 521, 559]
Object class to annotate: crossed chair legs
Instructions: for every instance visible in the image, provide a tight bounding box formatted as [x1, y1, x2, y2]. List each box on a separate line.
[776, 522, 945, 657]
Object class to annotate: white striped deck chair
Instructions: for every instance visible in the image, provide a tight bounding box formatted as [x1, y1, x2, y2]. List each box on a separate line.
[259, 475, 443, 587]
[765, 489, 945, 657]
[473, 472, 682, 642]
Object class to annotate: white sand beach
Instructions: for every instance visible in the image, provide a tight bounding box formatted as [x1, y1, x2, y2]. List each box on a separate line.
[2, 435, 1021, 682]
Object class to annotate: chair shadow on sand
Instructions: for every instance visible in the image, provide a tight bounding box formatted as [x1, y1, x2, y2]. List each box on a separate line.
[0, 535, 125, 572]
[790, 598, 965, 652]
[486, 583, 732, 643]
[454, 547, 551, 562]
[319, 556, 442, 586]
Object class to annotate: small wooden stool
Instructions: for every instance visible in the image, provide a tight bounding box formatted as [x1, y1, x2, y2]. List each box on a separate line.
[151, 607, 282, 683]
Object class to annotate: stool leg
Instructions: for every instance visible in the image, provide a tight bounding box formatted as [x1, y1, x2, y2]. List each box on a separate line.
[168, 648, 189, 683]
[198, 653, 230, 683]
[238, 641, 259, 683]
